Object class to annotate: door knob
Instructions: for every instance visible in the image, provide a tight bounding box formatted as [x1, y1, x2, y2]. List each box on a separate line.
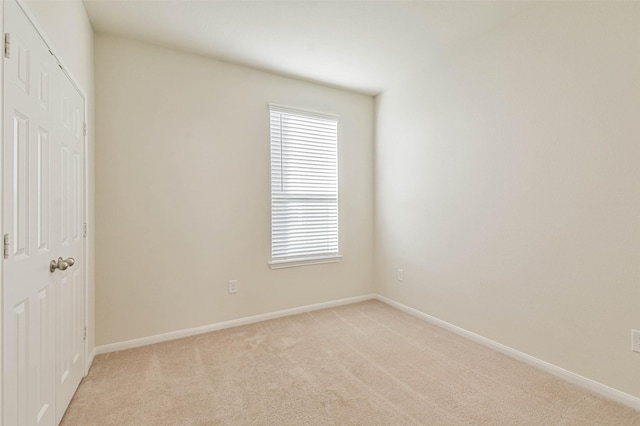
[50, 257, 75, 273]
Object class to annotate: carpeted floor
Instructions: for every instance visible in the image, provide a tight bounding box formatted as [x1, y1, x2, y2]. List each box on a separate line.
[61, 300, 640, 425]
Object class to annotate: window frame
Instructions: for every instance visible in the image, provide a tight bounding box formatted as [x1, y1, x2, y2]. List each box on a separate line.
[268, 104, 341, 269]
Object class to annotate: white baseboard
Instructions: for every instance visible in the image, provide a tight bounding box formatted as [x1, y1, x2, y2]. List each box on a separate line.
[94, 294, 375, 356]
[374, 294, 640, 412]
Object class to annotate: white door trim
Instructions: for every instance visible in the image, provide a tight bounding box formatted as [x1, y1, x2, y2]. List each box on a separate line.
[0, 0, 5, 422]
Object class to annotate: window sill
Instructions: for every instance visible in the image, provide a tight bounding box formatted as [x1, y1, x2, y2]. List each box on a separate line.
[269, 255, 342, 270]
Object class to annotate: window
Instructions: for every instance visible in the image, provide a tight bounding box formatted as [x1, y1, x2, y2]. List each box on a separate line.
[269, 104, 340, 268]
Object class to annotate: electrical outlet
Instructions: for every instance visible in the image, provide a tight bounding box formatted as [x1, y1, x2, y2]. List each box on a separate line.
[632, 330, 640, 353]
[228, 280, 238, 294]
[397, 269, 404, 282]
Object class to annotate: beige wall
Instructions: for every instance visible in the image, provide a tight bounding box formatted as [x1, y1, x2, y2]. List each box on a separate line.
[375, 2, 640, 398]
[94, 34, 374, 346]
[22, 0, 96, 355]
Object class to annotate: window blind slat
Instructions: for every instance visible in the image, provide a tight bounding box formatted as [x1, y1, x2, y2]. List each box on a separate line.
[270, 106, 339, 262]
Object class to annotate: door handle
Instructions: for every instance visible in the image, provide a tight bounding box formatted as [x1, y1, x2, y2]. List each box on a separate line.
[50, 257, 75, 273]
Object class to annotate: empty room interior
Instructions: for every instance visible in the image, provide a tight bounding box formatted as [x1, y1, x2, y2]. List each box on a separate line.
[1, 0, 640, 424]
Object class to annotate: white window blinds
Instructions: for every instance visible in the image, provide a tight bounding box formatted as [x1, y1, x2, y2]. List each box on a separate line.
[270, 105, 339, 264]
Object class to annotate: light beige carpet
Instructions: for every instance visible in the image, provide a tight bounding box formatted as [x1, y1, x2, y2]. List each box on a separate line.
[62, 300, 640, 425]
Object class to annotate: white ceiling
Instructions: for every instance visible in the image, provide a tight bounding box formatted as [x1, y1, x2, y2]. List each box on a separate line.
[83, 1, 534, 95]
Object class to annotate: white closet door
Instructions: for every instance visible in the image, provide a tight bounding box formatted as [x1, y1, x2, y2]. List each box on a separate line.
[52, 30, 85, 426]
[2, 1, 85, 424]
